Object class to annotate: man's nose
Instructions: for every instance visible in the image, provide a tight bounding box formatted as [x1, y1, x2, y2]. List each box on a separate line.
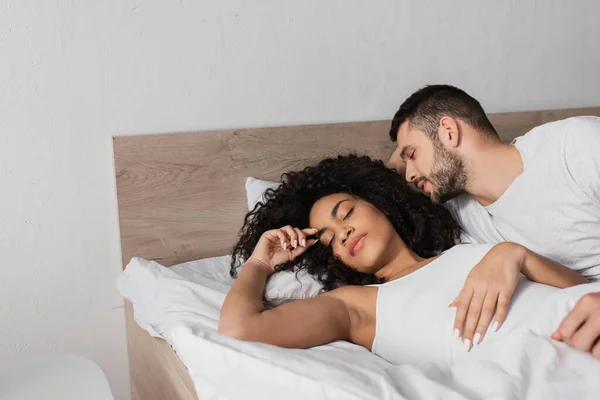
[405, 164, 417, 183]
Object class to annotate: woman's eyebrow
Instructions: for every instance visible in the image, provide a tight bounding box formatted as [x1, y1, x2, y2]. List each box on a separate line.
[330, 199, 349, 218]
[316, 198, 352, 241]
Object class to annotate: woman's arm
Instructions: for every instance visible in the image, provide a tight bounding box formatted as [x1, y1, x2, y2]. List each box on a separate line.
[452, 242, 589, 350]
[517, 244, 589, 288]
[218, 225, 355, 349]
[218, 260, 352, 348]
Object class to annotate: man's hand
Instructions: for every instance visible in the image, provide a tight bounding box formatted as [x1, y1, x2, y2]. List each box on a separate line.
[451, 243, 525, 351]
[552, 292, 600, 359]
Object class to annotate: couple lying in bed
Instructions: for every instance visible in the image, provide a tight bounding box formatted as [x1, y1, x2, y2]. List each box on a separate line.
[220, 85, 600, 364]
[219, 154, 597, 366]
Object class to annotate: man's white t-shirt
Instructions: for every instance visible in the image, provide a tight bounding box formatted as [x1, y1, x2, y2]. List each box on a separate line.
[446, 116, 600, 281]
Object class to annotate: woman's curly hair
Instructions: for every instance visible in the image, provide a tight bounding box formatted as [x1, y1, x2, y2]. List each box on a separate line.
[230, 154, 460, 291]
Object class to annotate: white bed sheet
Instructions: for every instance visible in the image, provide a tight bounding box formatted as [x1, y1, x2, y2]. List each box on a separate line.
[118, 257, 600, 400]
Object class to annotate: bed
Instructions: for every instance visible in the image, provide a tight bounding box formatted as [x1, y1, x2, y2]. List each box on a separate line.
[113, 107, 600, 400]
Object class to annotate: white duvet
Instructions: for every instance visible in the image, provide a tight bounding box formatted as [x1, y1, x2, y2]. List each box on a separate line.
[118, 257, 600, 400]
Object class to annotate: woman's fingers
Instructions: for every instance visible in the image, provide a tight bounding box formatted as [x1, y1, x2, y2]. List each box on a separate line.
[462, 290, 485, 351]
[281, 225, 299, 249]
[301, 227, 319, 245]
[290, 240, 315, 259]
[293, 227, 307, 248]
[273, 230, 289, 249]
[453, 289, 514, 352]
[453, 288, 473, 342]
[289, 228, 307, 259]
[492, 292, 510, 333]
[287, 228, 318, 259]
[258, 227, 318, 268]
[473, 292, 499, 345]
[277, 226, 318, 252]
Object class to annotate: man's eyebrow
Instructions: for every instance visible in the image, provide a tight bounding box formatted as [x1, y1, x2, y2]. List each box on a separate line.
[331, 199, 349, 218]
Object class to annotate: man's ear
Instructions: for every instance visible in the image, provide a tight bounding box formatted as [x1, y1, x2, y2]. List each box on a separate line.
[438, 116, 460, 149]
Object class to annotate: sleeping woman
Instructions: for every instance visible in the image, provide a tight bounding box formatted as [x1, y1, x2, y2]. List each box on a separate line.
[219, 155, 594, 367]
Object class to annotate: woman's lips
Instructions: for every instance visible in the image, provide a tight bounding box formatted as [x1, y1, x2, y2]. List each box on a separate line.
[350, 234, 367, 256]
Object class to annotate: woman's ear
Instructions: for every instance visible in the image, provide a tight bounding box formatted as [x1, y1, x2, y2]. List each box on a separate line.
[438, 116, 460, 149]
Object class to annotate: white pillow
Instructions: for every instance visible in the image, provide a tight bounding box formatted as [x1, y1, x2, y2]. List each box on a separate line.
[264, 268, 323, 306]
[118, 255, 323, 340]
[245, 177, 324, 304]
[245, 177, 279, 211]
[170, 254, 322, 307]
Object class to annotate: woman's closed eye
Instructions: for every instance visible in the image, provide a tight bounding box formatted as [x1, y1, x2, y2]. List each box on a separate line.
[325, 208, 354, 246]
[344, 208, 354, 220]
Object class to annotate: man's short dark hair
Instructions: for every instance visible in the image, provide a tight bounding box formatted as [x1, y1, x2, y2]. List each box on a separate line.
[389, 85, 499, 142]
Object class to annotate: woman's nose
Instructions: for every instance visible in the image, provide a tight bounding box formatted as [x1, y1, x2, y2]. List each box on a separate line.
[340, 227, 354, 245]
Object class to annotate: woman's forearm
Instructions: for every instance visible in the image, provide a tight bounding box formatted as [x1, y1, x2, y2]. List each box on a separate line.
[219, 260, 271, 334]
[519, 245, 589, 288]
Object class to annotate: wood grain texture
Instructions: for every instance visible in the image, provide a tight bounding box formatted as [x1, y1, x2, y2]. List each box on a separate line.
[114, 106, 600, 400]
[114, 120, 395, 267]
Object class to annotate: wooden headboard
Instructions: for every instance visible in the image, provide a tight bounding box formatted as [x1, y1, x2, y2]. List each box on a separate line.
[113, 107, 600, 268]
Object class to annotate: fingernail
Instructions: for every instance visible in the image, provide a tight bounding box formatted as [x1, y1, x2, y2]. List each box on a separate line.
[301, 239, 306, 247]
[464, 338, 471, 352]
[453, 328, 460, 340]
[283, 242, 287, 250]
[473, 333, 481, 346]
[293, 240, 298, 248]
[492, 321, 499, 332]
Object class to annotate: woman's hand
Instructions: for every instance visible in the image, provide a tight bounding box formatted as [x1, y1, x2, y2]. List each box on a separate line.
[247, 226, 318, 272]
[450, 243, 525, 351]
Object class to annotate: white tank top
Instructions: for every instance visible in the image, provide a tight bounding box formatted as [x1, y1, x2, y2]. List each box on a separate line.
[371, 244, 558, 367]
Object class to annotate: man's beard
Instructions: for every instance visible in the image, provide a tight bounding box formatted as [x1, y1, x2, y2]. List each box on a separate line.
[427, 139, 468, 204]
